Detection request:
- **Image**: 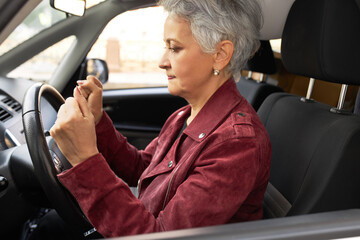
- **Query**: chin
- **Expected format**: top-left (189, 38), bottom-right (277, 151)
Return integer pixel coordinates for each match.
top-left (167, 81), bottom-right (180, 96)
top-left (167, 86), bottom-right (180, 97)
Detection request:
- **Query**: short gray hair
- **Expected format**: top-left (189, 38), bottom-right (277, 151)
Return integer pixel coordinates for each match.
top-left (158, 0), bottom-right (263, 80)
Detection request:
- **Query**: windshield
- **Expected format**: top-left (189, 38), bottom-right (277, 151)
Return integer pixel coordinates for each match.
top-left (0, 0), bottom-right (106, 56)
top-left (0, 0), bottom-right (106, 82)
top-left (0, 0), bottom-right (66, 57)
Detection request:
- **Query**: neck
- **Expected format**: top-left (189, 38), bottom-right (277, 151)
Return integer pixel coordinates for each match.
top-left (186, 73), bottom-right (232, 125)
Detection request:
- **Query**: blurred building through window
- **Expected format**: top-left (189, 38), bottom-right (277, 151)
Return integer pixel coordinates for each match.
top-left (87, 6), bottom-right (169, 89)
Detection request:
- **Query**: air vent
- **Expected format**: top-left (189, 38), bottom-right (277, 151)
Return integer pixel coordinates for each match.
top-left (0, 106), bottom-right (12, 122)
top-left (1, 97), bottom-right (21, 112)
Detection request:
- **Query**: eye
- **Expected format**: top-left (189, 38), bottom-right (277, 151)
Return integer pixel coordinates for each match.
top-left (164, 41), bottom-right (182, 53)
top-left (168, 46), bottom-right (181, 53)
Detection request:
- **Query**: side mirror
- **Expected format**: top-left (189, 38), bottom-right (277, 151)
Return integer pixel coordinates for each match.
top-left (50, 0), bottom-right (86, 16)
top-left (80, 58), bottom-right (109, 84)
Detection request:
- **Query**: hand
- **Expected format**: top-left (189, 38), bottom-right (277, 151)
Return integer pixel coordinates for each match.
top-left (77, 75), bottom-right (103, 124)
top-left (50, 87), bottom-right (99, 167)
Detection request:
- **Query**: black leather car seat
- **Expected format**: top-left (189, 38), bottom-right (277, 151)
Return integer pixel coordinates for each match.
top-left (260, 0), bottom-right (360, 218)
top-left (236, 40), bottom-right (282, 111)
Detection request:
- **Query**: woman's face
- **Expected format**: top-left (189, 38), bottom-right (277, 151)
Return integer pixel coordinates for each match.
top-left (159, 15), bottom-right (215, 102)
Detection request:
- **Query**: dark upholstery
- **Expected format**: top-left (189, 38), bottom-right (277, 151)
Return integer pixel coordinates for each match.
top-left (237, 40), bottom-right (282, 111)
top-left (260, 93), bottom-right (360, 217)
top-left (236, 77), bottom-right (282, 111)
top-left (281, 0), bottom-right (360, 85)
top-left (260, 0), bottom-right (360, 218)
top-left (244, 40), bottom-right (277, 75)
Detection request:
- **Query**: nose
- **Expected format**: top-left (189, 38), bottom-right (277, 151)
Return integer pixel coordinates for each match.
top-left (158, 51), bottom-right (170, 70)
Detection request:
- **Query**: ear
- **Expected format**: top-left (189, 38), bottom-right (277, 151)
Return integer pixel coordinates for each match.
top-left (212, 40), bottom-right (234, 71)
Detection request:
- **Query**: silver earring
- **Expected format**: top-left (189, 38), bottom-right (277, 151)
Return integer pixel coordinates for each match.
top-left (214, 69), bottom-right (220, 76)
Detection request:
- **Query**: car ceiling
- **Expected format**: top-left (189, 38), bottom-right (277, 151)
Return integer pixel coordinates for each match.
top-left (0, 0), bottom-right (296, 45)
top-left (260, 0), bottom-right (295, 40)
top-left (0, 0), bottom-right (41, 45)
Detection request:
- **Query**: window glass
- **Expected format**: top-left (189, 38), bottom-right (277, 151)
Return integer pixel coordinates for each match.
top-left (270, 39), bottom-right (282, 53)
top-left (0, 0), bottom-right (66, 57)
top-left (87, 6), bottom-right (168, 89)
top-left (7, 36), bottom-right (76, 82)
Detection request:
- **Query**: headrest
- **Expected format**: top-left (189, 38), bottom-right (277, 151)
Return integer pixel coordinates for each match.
top-left (244, 40), bottom-right (277, 74)
top-left (281, 0), bottom-right (360, 85)
top-left (259, 0), bottom-right (295, 40)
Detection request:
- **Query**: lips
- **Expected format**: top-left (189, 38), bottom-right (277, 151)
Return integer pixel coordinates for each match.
top-left (167, 75), bottom-right (176, 80)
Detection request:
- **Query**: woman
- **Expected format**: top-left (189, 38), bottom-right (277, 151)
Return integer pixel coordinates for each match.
top-left (50, 0), bottom-right (271, 237)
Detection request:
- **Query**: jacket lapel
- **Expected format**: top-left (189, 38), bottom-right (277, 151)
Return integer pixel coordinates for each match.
top-left (141, 107), bottom-right (190, 179)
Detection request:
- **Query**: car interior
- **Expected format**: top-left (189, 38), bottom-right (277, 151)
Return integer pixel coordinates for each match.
top-left (1, 0), bottom-right (360, 239)
top-left (236, 40), bottom-right (283, 111)
top-left (260, 0), bottom-right (360, 218)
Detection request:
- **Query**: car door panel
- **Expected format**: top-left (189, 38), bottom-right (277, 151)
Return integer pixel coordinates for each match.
top-left (102, 87), bottom-right (187, 149)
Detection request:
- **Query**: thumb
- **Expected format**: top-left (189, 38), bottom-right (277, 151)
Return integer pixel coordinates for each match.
top-left (74, 86), bottom-right (91, 117)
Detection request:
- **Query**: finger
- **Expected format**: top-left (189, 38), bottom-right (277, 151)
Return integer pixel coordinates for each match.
top-left (57, 103), bottom-right (67, 118)
top-left (74, 85), bottom-right (89, 100)
top-left (57, 98), bottom-right (78, 120)
top-left (77, 78), bottom-right (101, 96)
top-left (49, 125), bottom-right (59, 141)
top-left (87, 75), bottom-right (103, 89)
top-left (74, 86), bottom-right (92, 117)
top-left (66, 98), bottom-right (85, 119)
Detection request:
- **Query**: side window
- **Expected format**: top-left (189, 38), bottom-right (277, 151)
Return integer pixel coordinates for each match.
top-left (87, 6), bottom-right (168, 89)
top-left (270, 39), bottom-right (281, 57)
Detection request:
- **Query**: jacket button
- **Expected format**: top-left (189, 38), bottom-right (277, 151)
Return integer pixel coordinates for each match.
top-left (199, 133), bottom-right (205, 139)
top-left (168, 161), bottom-right (174, 168)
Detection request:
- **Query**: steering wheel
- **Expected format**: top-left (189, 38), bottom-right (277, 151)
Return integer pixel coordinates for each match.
top-left (22, 83), bottom-right (98, 237)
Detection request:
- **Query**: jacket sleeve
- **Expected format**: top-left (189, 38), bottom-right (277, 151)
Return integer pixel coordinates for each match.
top-left (94, 112), bottom-right (157, 186)
top-left (57, 137), bottom-right (262, 238)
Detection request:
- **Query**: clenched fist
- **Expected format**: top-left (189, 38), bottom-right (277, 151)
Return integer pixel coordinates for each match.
top-left (50, 86), bottom-right (99, 167)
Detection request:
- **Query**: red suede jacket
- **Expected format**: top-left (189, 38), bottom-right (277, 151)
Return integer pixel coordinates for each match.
top-left (58, 79), bottom-right (271, 238)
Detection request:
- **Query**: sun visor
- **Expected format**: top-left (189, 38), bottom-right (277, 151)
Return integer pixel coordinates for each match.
top-left (259, 0), bottom-right (295, 40)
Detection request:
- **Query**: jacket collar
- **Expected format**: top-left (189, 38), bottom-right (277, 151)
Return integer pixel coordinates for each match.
top-left (184, 78), bottom-right (242, 142)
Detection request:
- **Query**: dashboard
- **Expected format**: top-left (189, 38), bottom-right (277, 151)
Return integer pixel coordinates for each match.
top-left (0, 76), bottom-right (57, 151)
top-left (0, 91), bottom-right (25, 150)
top-left (0, 76), bottom-right (60, 235)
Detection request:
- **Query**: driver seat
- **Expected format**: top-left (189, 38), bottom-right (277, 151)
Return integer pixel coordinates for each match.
top-left (260, 0), bottom-right (360, 218)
